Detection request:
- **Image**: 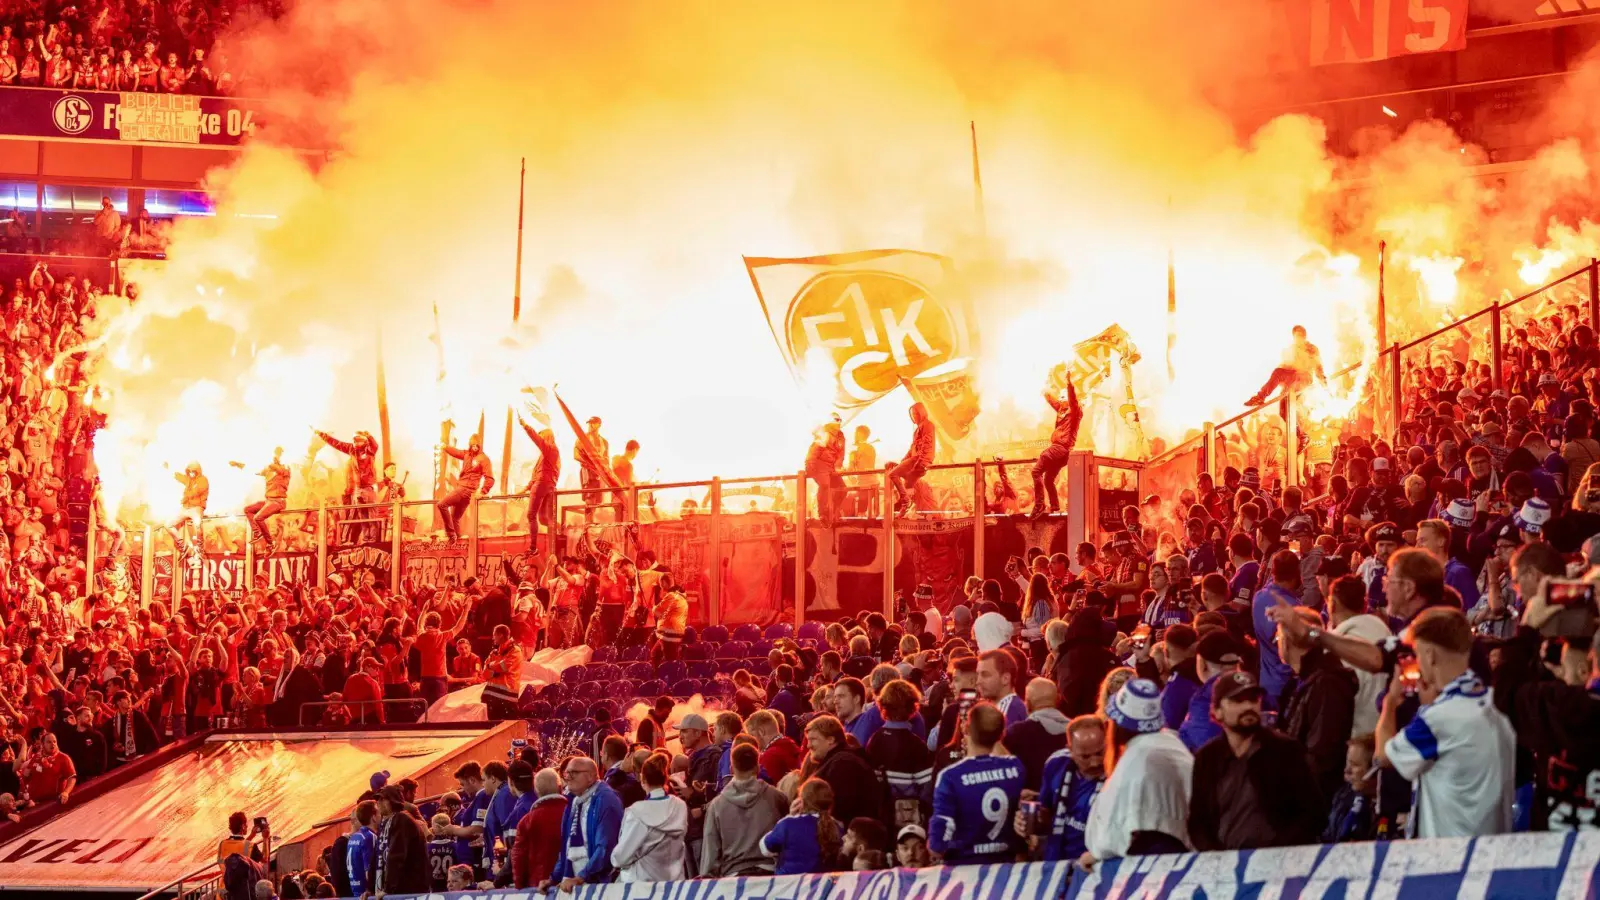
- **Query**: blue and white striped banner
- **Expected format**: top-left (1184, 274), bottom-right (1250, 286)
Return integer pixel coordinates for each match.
top-left (381, 834), bottom-right (1600, 900)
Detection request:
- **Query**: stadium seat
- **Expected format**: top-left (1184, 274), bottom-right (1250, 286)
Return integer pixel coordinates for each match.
top-left (609, 679), bottom-right (636, 698)
top-left (682, 644), bottom-right (712, 661)
top-left (670, 678), bottom-right (701, 698)
top-left (797, 622), bottom-right (826, 642)
top-left (589, 663), bottom-right (621, 683)
top-left (537, 683), bottom-right (566, 703)
top-left (688, 660), bottom-right (719, 679)
top-left (574, 681), bottom-right (606, 701)
top-left (732, 624), bottom-right (762, 643)
top-left (560, 665), bottom-right (588, 686)
top-left (636, 678), bottom-right (667, 697)
top-left (525, 700), bottom-right (553, 719)
top-left (590, 646), bottom-right (618, 663)
top-left (619, 644), bottom-right (648, 661)
top-left (537, 719), bottom-right (567, 738)
top-left (717, 659), bottom-right (745, 675)
top-left (589, 699), bottom-right (621, 721)
top-left (682, 626), bottom-right (698, 644)
top-left (716, 641), bottom-right (749, 659)
top-left (701, 679), bottom-right (731, 699)
top-left (750, 639), bottom-right (774, 657)
top-left (554, 700), bottom-right (587, 721)
top-left (623, 662), bottom-right (655, 680)
top-left (798, 637), bottom-right (820, 650)
top-left (743, 658), bottom-right (772, 676)
top-left (658, 661), bottom-right (688, 683)
top-left (702, 625), bottom-right (730, 643)
top-left (765, 623), bottom-right (794, 640)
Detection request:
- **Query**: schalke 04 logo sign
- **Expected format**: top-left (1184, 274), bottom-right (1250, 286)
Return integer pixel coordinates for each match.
top-left (51, 94), bottom-right (94, 135)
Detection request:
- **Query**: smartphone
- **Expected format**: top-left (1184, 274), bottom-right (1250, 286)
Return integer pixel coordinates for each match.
top-left (1131, 624), bottom-right (1151, 650)
top-left (253, 816), bottom-right (268, 831)
top-left (1396, 658), bottom-right (1422, 696)
top-left (1547, 579), bottom-right (1598, 608)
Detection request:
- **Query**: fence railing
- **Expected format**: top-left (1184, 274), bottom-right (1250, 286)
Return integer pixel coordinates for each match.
top-left (91, 450), bottom-right (1151, 627)
top-left (1140, 259), bottom-right (1600, 496)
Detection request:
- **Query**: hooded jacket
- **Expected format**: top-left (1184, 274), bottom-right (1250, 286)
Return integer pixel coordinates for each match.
top-left (814, 744), bottom-right (883, 824)
top-left (1055, 610), bottom-right (1119, 717)
top-left (611, 789), bottom-right (688, 883)
top-left (1003, 707), bottom-right (1070, 791)
top-left (701, 775), bottom-right (789, 877)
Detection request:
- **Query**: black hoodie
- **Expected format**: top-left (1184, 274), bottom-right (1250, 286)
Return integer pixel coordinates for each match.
top-left (1054, 610), bottom-right (1119, 717)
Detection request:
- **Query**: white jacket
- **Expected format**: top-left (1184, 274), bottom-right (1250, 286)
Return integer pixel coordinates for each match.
top-left (611, 789), bottom-right (688, 883)
top-left (1084, 729), bottom-right (1193, 860)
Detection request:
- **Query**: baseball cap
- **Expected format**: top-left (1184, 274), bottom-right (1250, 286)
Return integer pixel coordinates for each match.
top-left (1481, 422), bottom-right (1503, 437)
top-left (678, 713), bottom-right (708, 732)
top-left (1494, 521), bottom-right (1522, 546)
top-left (1539, 373), bottom-right (1559, 387)
top-left (1112, 530), bottom-right (1134, 547)
top-left (1370, 522), bottom-right (1401, 544)
top-left (1196, 632), bottom-right (1241, 666)
top-left (1284, 514), bottom-right (1315, 537)
top-left (1458, 387), bottom-right (1479, 401)
top-left (1491, 389), bottom-right (1509, 400)
top-left (1211, 671), bottom-right (1266, 706)
top-left (1371, 457), bottom-right (1390, 471)
top-left (370, 770), bottom-right (391, 791)
top-left (1105, 679), bottom-right (1164, 735)
top-left (897, 824), bottom-right (927, 843)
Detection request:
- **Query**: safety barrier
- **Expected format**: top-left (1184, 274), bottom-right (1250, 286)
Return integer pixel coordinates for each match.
top-left (88, 451), bottom-right (1145, 625)
top-left (371, 832), bottom-right (1600, 900)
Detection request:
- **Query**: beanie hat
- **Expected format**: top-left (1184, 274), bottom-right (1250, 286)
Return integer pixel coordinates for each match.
top-left (1516, 498), bottom-right (1552, 534)
top-left (1442, 499), bottom-right (1475, 528)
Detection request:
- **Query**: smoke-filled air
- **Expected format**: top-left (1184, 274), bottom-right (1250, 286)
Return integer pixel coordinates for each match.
top-left (80, 0), bottom-right (1600, 519)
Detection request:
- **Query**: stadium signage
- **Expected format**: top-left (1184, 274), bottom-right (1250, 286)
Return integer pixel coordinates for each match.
top-left (0, 85), bottom-right (265, 146)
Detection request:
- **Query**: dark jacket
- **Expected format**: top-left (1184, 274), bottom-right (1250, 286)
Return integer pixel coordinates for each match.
top-left (685, 742), bottom-right (720, 840)
top-left (375, 811), bottom-right (431, 895)
top-left (1493, 625), bottom-right (1600, 830)
top-left (815, 743), bottom-right (882, 824)
top-left (102, 709), bottom-right (159, 762)
top-left (1002, 708), bottom-right (1070, 791)
top-left (1278, 645), bottom-right (1357, 804)
top-left (326, 834), bottom-right (351, 898)
top-left (1055, 610), bottom-right (1118, 717)
top-left (1187, 728), bottom-right (1325, 851)
top-left (605, 765), bottom-right (647, 808)
top-left (269, 665), bottom-right (324, 728)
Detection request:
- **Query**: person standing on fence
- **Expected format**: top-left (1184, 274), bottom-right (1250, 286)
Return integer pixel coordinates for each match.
top-left (313, 428), bottom-right (377, 545)
top-left (1245, 325), bottom-right (1326, 416)
top-left (438, 437), bottom-right (495, 543)
top-left (806, 418), bottom-right (846, 527)
top-left (891, 403), bottom-right (936, 518)
top-left (519, 414), bottom-right (561, 551)
top-left (165, 460), bottom-right (208, 557)
top-left (241, 446), bottom-right (289, 555)
top-left (575, 416), bottom-right (612, 512)
top-left (1031, 379), bottom-right (1081, 521)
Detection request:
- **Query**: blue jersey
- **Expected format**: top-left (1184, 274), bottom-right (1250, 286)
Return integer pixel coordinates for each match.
top-left (930, 754), bottom-right (1026, 863)
top-left (1252, 583), bottom-right (1298, 708)
top-left (1229, 562), bottom-right (1260, 604)
top-left (426, 839), bottom-right (455, 890)
top-left (482, 784), bottom-right (515, 864)
top-left (346, 827), bottom-right (375, 895)
top-left (1037, 749), bottom-right (1103, 862)
top-left (760, 813), bottom-right (841, 875)
top-left (457, 788), bottom-right (490, 862)
top-left (995, 694), bottom-right (1027, 730)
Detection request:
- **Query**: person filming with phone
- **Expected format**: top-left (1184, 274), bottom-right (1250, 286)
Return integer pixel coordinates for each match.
top-left (1491, 543), bottom-right (1600, 832)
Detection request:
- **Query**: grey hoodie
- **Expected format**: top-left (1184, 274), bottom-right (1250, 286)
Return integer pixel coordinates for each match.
top-left (700, 775), bottom-right (790, 877)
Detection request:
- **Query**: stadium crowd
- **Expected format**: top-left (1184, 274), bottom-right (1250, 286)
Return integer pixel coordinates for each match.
top-left (0, 0), bottom-right (268, 96)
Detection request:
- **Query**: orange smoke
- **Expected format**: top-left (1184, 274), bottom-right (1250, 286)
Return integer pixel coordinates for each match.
top-left (77, 1), bottom-right (1600, 521)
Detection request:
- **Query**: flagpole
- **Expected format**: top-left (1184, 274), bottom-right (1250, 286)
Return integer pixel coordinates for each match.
top-left (376, 327), bottom-right (392, 469)
top-left (1166, 195), bottom-right (1176, 382)
top-left (970, 121), bottom-right (987, 241)
top-left (503, 158), bottom-right (526, 488)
